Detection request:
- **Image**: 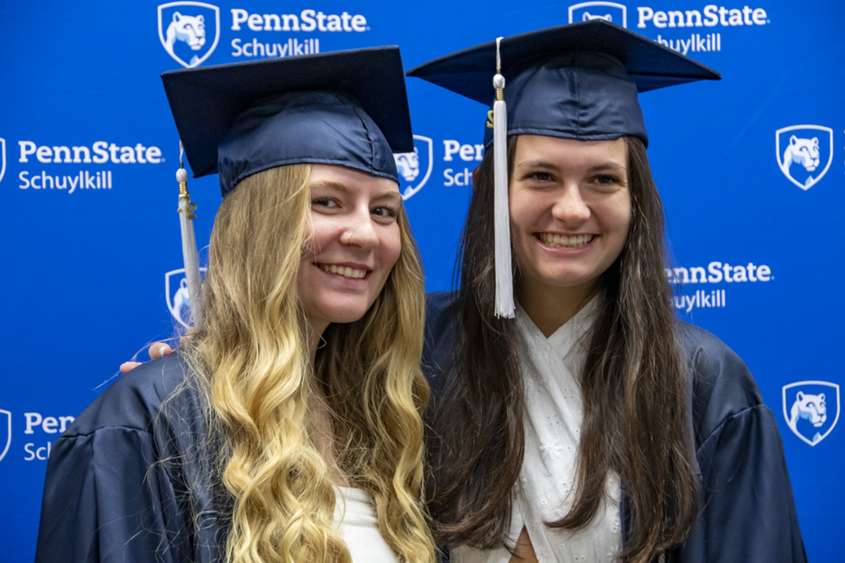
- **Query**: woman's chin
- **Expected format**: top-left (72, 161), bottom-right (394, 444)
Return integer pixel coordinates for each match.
top-left (307, 302), bottom-right (373, 328)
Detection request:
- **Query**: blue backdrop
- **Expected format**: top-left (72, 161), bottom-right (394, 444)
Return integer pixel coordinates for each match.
top-left (1, 1), bottom-right (843, 560)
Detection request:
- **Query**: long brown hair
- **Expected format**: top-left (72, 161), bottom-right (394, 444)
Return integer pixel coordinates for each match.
top-left (426, 136), bottom-right (698, 562)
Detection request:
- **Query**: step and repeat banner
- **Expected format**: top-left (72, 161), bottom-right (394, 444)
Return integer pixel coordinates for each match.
top-left (1, 0), bottom-right (842, 560)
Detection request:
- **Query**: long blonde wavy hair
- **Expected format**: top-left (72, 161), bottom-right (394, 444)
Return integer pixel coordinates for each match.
top-left (182, 164), bottom-right (434, 563)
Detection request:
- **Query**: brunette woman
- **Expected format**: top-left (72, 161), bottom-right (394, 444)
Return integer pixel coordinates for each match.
top-left (409, 21), bottom-right (806, 563)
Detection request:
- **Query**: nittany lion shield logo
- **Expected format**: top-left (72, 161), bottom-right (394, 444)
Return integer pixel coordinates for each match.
top-left (395, 135), bottom-right (434, 201)
top-left (165, 268), bottom-right (207, 328)
top-left (783, 381), bottom-right (840, 446)
top-left (569, 1), bottom-right (627, 26)
top-left (158, 2), bottom-right (220, 68)
top-left (0, 409), bottom-right (11, 463)
top-left (776, 125), bottom-right (833, 191)
top-left (0, 138), bottom-right (6, 184)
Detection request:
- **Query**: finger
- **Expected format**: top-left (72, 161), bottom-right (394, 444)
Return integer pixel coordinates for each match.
top-left (149, 342), bottom-right (173, 359)
top-left (179, 328), bottom-right (197, 347)
top-left (120, 361), bottom-right (142, 374)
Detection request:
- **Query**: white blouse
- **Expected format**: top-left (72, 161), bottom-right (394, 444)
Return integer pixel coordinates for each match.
top-left (453, 300), bottom-right (623, 563)
top-left (335, 486), bottom-right (400, 563)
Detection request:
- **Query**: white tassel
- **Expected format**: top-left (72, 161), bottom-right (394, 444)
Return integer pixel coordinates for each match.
top-left (177, 142), bottom-right (203, 326)
top-left (493, 38), bottom-right (514, 318)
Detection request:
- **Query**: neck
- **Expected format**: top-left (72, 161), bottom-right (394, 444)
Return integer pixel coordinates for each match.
top-left (307, 319), bottom-right (329, 366)
top-left (518, 282), bottom-right (595, 338)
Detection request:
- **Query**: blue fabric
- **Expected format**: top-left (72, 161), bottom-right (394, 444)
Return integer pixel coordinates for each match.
top-left (218, 91), bottom-right (399, 196)
top-left (406, 20), bottom-right (721, 150)
top-left (481, 52), bottom-right (647, 147)
top-left (36, 292), bottom-right (805, 562)
top-left (161, 46), bottom-right (413, 197)
top-left (422, 291), bottom-right (807, 563)
top-left (34, 354), bottom-right (230, 563)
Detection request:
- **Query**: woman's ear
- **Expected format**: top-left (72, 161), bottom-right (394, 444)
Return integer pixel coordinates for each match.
top-left (472, 165), bottom-right (481, 192)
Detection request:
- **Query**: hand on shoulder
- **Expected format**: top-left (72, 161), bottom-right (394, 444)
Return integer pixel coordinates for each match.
top-left (119, 329), bottom-right (195, 373)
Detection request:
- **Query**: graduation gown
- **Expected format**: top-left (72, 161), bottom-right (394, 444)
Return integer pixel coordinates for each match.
top-left (421, 291), bottom-right (807, 563)
top-left (34, 356), bottom-right (403, 563)
top-left (34, 353), bottom-right (231, 563)
top-left (35, 291), bottom-right (807, 563)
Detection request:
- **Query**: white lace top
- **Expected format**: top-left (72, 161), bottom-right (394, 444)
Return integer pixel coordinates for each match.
top-left (335, 486), bottom-right (399, 563)
top-left (452, 300), bottom-right (623, 563)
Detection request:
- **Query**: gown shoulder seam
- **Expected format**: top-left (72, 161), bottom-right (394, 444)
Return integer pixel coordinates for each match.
top-left (58, 424), bottom-right (154, 440)
top-left (696, 403), bottom-right (770, 453)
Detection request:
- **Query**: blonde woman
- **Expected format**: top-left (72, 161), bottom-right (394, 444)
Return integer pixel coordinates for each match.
top-left (35, 48), bottom-right (435, 563)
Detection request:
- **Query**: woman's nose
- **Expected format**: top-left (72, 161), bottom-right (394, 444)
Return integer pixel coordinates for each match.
top-left (342, 210), bottom-right (379, 249)
top-left (551, 185), bottom-right (590, 223)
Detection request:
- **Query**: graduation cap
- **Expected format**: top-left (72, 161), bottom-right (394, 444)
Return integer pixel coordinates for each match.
top-left (406, 19), bottom-right (720, 148)
top-left (406, 20), bottom-right (720, 318)
top-left (160, 47), bottom-right (413, 328)
top-left (162, 46), bottom-right (414, 197)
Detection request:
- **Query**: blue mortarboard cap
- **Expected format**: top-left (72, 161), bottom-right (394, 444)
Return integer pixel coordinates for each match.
top-left (406, 20), bottom-right (720, 148)
top-left (162, 46), bottom-right (413, 196)
top-left (407, 21), bottom-right (720, 319)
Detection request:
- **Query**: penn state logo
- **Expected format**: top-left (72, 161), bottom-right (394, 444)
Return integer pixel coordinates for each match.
top-left (783, 381), bottom-right (840, 446)
top-left (568, 1), bottom-right (627, 27)
top-left (775, 125), bottom-right (833, 191)
top-left (395, 135), bottom-right (434, 201)
top-left (0, 138), bottom-right (6, 184)
top-left (165, 267), bottom-right (207, 328)
top-left (158, 2), bottom-right (220, 68)
top-left (0, 409), bottom-right (11, 463)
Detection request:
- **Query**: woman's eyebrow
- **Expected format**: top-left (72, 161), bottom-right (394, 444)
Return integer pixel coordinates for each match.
top-left (374, 191), bottom-right (404, 201)
top-left (514, 160), bottom-right (558, 171)
top-left (309, 180), bottom-right (348, 191)
top-left (587, 162), bottom-right (628, 173)
top-left (309, 181), bottom-right (402, 201)
top-left (514, 160), bottom-right (627, 172)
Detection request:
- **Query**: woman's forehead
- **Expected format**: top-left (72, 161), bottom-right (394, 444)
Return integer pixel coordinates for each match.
top-left (514, 135), bottom-right (628, 164)
top-left (309, 164), bottom-right (401, 196)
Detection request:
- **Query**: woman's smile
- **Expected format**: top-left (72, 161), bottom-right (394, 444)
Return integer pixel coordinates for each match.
top-left (535, 232), bottom-right (595, 250)
top-left (316, 262), bottom-right (371, 280)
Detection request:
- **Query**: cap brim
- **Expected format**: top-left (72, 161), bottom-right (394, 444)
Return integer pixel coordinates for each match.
top-left (162, 46), bottom-right (413, 178)
top-left (406, 20), bottom-right (720, 105)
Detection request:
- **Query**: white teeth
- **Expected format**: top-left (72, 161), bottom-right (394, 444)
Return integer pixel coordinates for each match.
top-left (320, 264), bottom-right (367, 279)
top-left (539, 234), bottom-right (593, 248)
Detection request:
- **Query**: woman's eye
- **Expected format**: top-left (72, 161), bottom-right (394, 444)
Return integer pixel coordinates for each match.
top-left (594, 174), bottom-right (620, 185)
top-left (312, 197), bottom-right (338, 209)
top-left (372, 206), bottom-right (398, 220)
top-left (527, 171), bottom-right (554, 182)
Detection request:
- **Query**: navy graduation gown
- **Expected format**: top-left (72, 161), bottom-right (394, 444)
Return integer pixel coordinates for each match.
top-left (421, 291), bottom-right (807, 563)
top-left (35, 353), bottom-right (230, 563)
top-left (35, 292), bottom-right (807, 562)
